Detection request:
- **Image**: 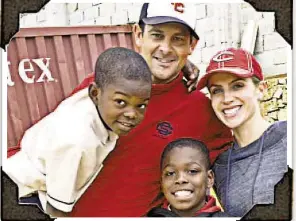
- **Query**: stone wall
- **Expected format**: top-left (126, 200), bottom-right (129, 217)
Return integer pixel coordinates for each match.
top-left (261, 75), bottom-right (287, 122)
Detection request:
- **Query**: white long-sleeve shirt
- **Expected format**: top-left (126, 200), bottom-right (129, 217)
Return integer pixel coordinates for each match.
top-left (3, 88), bottom-right (118, 213)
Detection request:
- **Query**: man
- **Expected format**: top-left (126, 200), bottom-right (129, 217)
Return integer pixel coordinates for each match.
top-left (70, 2), bottom-right (232, 217)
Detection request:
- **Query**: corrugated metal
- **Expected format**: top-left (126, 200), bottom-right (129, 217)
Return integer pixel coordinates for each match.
top-left (7, 25), bottom-right (137, 148)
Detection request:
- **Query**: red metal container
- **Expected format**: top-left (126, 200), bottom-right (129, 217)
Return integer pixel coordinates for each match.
top-left (7, 25), bottom-right (137, 148)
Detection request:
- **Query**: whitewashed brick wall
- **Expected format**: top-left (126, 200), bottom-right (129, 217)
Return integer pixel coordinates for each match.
top-left (20, 3), bottom-right (68, 27)
top-left (19, 2), bottom-right (289, 78)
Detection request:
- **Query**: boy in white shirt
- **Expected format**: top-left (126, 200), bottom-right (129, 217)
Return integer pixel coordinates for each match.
top-left (3, 47), bottom-right (152, 217)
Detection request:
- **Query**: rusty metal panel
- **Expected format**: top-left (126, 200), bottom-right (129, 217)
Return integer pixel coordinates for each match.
top-left (7, 25), bottom-right (136, 148)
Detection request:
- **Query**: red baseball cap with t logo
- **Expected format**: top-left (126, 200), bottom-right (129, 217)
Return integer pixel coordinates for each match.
top-left (197, 48), bottom-right (263, 90)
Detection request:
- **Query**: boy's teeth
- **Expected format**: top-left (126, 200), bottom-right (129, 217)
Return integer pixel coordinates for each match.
top-left (174, 190), bottom-right (192, 197)
top-left (224, 106), bottom-right (240, 115)
top-left (156, 58), bottom-right (173, 63)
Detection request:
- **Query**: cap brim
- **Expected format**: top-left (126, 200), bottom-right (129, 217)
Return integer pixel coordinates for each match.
top-left (197, 68), bottom-right (254, 90)
top-left (141, 16), bottom-right (199, 40)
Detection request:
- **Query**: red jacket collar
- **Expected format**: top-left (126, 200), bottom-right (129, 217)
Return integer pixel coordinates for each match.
top-left (162, 195), bottom-right (221, 216)
top-left (151, 72), bottom-right (184, 96)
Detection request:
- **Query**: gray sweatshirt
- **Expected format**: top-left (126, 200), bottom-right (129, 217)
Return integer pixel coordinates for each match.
top-left (213, 121), bottom-right (287, 217)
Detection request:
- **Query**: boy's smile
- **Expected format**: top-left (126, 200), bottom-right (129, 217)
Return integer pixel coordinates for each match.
top-left (116, 121), bottom-right (135, 131)
top-left (91, 78), bottom-right (151, 136)
top-left (161, 147), bottom-right (214, 217)
top-left (172, 190), bottom-right (194, 199)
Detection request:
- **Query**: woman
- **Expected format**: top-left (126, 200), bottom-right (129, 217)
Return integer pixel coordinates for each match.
top-left (197, 48), bottom-right (287, 217)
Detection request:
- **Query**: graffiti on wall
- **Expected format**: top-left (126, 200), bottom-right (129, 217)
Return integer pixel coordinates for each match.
top-left (7, 58), bottom-right (56, 86)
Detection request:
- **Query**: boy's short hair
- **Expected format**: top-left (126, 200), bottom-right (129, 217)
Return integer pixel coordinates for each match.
top-left (160, 138), bottom-right (211, 170)
top-left (94, 47), bottom-right (152, 89)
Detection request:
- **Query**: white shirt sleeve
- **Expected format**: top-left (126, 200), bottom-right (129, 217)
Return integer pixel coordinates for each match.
top-left (45, 144), bottom-right (83, 212)
top-left (5, 90), bottom-right (115, 213)
top-left (3, 151), bottom-right (46, 198)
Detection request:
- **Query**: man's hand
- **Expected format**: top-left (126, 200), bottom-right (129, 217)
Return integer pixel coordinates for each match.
top-left (182, 60), bottom-right (200, 93)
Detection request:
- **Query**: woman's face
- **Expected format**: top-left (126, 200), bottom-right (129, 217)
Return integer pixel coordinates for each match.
top-left (208, 73), bottom-right (264, 130)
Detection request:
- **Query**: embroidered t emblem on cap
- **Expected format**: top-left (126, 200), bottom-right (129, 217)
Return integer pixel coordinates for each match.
top-left (171, 3), bottom-right (184, 13)
top-left (212, 51), bottom-right (235, 62)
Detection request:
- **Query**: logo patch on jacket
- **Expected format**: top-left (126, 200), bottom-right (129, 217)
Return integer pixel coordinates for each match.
top-left (155, 121), bottom-right (173, 138)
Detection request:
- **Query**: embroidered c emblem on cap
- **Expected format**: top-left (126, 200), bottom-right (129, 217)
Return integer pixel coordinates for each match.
top-left (171, 3), bottom-right (184, 13)
top-left (212, 51), bottom-right (235, 62)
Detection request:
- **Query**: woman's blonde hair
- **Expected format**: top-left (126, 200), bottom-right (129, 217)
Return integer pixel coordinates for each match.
top-left (251, 76), bottom-right (266, 117)
top-left (251, 76), bottom-right (261, 86)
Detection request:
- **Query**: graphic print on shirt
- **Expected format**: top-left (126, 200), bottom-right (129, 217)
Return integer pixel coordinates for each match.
top-left (154, 121), bottom-right (174, 139)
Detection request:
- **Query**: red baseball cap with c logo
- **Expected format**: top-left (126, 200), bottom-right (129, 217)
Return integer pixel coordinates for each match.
top-left (197, 48), bottom-right (263, 90)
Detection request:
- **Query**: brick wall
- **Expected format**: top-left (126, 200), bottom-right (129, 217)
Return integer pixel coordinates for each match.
top-left (20, 3), bottom-right (68, 27)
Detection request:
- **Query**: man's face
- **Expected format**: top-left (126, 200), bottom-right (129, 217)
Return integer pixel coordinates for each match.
top-left (135, 23), bottom-right (195, 84)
